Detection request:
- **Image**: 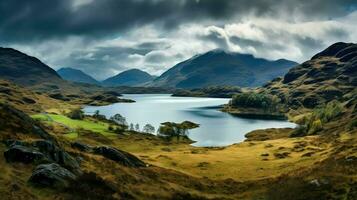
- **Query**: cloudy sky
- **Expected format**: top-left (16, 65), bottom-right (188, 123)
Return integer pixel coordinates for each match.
top-left (0, 0), bottom-right (356, 80)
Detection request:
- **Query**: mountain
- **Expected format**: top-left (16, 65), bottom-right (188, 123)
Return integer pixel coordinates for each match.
top-left (150, 50), bottom-right (298, 89)
top-left (0, 47), bottom-right (62, 86)
top-left (262, 42), bottom-right (357, 110)
top-left (57, 67), bottom-right (99, 85)
top-left (102, 69), bottom-right (154, 87)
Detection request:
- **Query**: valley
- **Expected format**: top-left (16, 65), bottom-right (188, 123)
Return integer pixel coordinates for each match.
top-left (0, 42), bottom-right (356, 200)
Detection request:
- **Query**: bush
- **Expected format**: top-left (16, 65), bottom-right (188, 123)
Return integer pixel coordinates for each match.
top-left (313, 101), bottom-right (342, 123)
top-left (308, 119), bottom-right (323, 134)
top-left (67, 109), bottom-right (84, 120)
top-left (230, 92), bottom-right (278, 111)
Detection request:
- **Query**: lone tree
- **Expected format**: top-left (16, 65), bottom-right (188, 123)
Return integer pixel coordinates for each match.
top-left (143, 124), bottom-right (155, 134)
top-left (129, 123), bottom-right (134, 131)
top-left (158, 121), bottom-right (199, 141)
top-left (110, 113), bottom-right (127, 126)
top-left (67, 109), bottom-right (84, 120)
top-left (93, 110), bottom-right (106, 120)
top-left (135, 123), bottom-right (140, 132)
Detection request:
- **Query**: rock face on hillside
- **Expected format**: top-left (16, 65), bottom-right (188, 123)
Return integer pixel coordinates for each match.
top-left (29, 163), bottom-right (77, 188)
top-left (57, 68), bottom-right (100, 85)
top-left (150, 50), bottom-right (298, 88)
top-left (0, 47), bottom-right (62, 86)
top-left (102, 69), bottom-right (154, 87)
top-left (263, 42), bottom-right (357, 109)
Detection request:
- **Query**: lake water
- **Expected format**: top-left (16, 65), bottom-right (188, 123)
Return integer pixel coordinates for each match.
top-left (83, 94), bottom-right (296, 147)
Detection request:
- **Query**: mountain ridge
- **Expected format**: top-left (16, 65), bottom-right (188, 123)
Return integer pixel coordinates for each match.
top-left (102, 68), bottom-right (154, 87)
top-left (149, 50), bottom-right (298, 89)
top-left (57, 67), bottom-right (100, 85)
top-left (0, 47), bottom-right (62, 86)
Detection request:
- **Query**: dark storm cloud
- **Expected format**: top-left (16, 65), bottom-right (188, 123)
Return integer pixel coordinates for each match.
top-left (0, 0), bottom-right (355, 43)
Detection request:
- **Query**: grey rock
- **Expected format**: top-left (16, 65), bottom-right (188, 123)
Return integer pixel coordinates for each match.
top-left (71, 141), bottom-right (92, 152)
top-left (93, 146), bottom-right (146, 167)
top-left (29, 163), bottom-right (77, 188)
top-left (4, 145), bottom-right (46, 164)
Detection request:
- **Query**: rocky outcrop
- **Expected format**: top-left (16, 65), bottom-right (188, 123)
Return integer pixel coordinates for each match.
top-left (29, 163), bottom-right (77, 188)
top-left (4, 145), bottom-right (46, 164)
top-left (93, 146), bottom-right (146, 167)
top-left (4, 140), bottom-right (81, 173)
top-left (263, 42), bottom-right (357, 110)
top-left (71, 141), bottom-right (92, 152)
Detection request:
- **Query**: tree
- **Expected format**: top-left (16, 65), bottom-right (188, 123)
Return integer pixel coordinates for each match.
top-left (129, 123), bottom-right (134, 131)
top-left (135, 123), bottom-right (140, 132)
top-left (143, 124), bottom-right (155, 134)
top-left (93, 110), bottom-right (105, 120)
top-left (110, 113), bottom-right (127, 126)
top-left (158, 121), bottom-right (199, 141)
top-left (67, 109), bottom-right (84, 120)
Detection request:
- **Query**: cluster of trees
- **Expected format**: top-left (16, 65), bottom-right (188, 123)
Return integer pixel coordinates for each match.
top-left (157, 121), bottom-right (199, 141)
top-left (68, 109), bottom-right (202, 138)
top-left (230, 92), bottom-right (279, 112)
top-left (292, 101), bottom-right (343, 136)
top-left (108, 113), bottom-right (156, 134)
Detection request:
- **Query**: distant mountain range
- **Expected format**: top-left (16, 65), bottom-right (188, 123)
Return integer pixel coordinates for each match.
top-left (149, 50), bottom-right (298, 88)
top-left (57, 68), bottom-right (100, 85)
top-left (0, 47), bottom-right (298, 89)
top-left (102, 69), bottom-right (154, 87)
top-left (57, 68), bottom-right (154, 87)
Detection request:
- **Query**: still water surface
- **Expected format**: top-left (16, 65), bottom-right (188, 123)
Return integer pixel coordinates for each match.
top-left (84, 94), bottom-right (296, 147)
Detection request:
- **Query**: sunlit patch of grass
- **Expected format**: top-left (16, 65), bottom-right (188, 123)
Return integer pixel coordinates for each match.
top-left (31, 114), bottom-right (115, 138)
top-left (63, 132), bottom-right (78, 139)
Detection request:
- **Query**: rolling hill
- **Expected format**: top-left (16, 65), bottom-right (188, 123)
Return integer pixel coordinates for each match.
top-left (57, 68), bottom-right (99, 85)
top-left (102, 69), bottom-right (154, 87)
top-left (150, 50), bottom-right (298, 89)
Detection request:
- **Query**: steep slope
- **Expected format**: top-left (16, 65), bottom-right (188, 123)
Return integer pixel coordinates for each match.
top-left (102, 69), bottom-right (154, 87)
top-left (262, 42), bottom-right (357, 110)
top-left (150, 50), bottom-right (298, 89)
top-left (0, 47), bottom-right (62, 86)
top-left (57, 68), bottom-right (99, 85)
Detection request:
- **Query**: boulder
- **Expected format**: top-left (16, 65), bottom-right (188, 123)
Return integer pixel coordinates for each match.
top-left (4, 140), bottom-right (81, 173)
top-left (22, 97), bottom-right (36, 104)
top-left (93, 146), bottom-right (146, 167)
top-left (29, 163), bottom-right (77, 188)
top-left (32, 140), bottom-right (80, 171)
top-left (302, 95), bottom-right (321, 108)
top-left (71, 141), bottom-right (92, 152)
top-left (4, 145), bottom-right (46, 164)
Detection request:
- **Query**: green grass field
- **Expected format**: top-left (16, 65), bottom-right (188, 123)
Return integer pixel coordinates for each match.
top-left (32, 114), bottom-right (115, 138)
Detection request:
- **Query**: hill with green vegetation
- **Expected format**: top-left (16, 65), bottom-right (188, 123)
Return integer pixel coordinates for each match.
top-left (150, 50), bottom-right (298, 88)
top-left (102, 69), bottom-right (154, 87)
top-left (222, 42), bottom-right (357, 199)
top-left (57, 68), bottom-right (100, 85)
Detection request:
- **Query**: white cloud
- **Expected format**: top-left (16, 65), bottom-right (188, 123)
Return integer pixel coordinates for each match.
top-left (7, 11), bottom-right (357, 80)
